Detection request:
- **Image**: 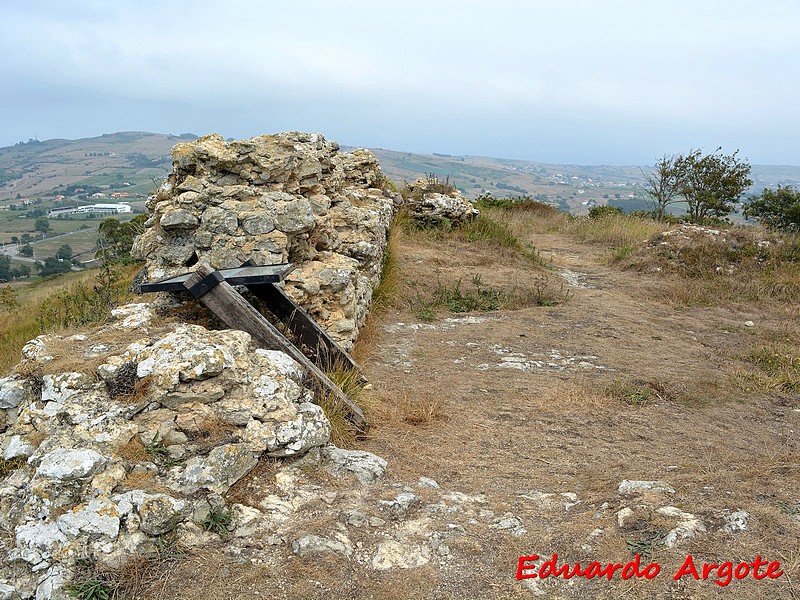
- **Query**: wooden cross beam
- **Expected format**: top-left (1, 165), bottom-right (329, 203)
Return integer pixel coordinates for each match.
top-left (182, 264), bottom-right (368, 432)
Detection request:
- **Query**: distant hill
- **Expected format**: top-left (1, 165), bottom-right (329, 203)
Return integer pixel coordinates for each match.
top-left (366, 148), bottom-right (800, 214)
top-left (0, 131), bottom-right (198, 204)
top-left (1, 132), bottom-right (799, 217)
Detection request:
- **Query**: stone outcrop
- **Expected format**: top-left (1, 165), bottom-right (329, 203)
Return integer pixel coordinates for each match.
top-left (132, 132), bottom-right (400, 349)
top-left (0, 306), bottom-right (338, 598)
top-left (403, 177), bottom-right (479, 228)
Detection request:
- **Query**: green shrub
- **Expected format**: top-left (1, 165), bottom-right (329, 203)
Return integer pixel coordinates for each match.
top-left (744, 185), bottom-right (800, 232)
top-left (588, 205), bottom-right (624, 219)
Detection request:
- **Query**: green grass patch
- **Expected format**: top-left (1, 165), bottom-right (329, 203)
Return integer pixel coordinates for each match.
top-left (65, 578), bottom-right (116, 600)
top-left (201, 509), bottom-right (232, 536)
top-left (456, 215), bottom-right (520, 249)
top-left (414, 273), bottom-right (571, 319)
top-left (744, 343), bottom-right (800, 392)
top-left (433, 275), bottom-right (504, 313)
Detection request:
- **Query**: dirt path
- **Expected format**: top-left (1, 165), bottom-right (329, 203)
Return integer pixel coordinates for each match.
top-left (354, 230), bottom-right (799, 598)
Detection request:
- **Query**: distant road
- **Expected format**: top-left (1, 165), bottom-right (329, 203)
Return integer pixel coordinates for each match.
top-left (2, 228), bottom-right (99, 267)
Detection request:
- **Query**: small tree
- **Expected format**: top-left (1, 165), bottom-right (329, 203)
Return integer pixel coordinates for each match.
top-left (39, 256), bottom-right (72, 277)
top-left (18, 244), bottom-right (34, 257)
top-left (642, 154), bottom-right (686, 221)
top-left (96, 214), bottom-right (147, 264)
top-left (34, 217), bottom-right (50, 234)
top-left (12, 264), bottom-right (31, 278)
top-left (0, 285), bottom-right (18, 309)
top-left (55, 244), bottom-right (73, 260)
top-left (0, 255), bottom-right (10, 280)
top-left (743, 185), bottom-right (800, 232)
top-left (679, 148), bottom-right (752, 223)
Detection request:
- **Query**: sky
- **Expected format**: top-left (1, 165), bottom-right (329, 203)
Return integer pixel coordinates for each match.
top-left (1, 0), bottom-right (799, 165)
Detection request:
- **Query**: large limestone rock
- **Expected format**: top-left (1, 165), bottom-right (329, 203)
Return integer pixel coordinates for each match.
top-left (132, 132), bottom-right (398, 349)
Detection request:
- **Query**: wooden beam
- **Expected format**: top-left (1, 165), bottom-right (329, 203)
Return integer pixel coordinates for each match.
top-left (183, 264), bottom-right (368, 432)
top-left (245, 281), bottom-right (363, 377)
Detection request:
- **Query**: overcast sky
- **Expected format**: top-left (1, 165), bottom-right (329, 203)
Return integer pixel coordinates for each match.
top-left (2, 0), bottom-right (798, 165)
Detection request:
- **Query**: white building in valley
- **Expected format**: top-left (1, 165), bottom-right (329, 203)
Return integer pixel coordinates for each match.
top-left (49, 203), bottom-right (132, 218)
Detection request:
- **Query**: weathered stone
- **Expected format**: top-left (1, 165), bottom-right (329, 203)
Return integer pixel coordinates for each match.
top-left (617, 480), bottom-right (675, 496)
top-left (3, 435), bottom-right (36, 460)
top-left (174, 443), bottom-right (258, 495)
top-left (114, 491), bottom-right (190, 535)
top-left (41, 373), bottom-right (94, 404)
top-left (56, 497), bottom-right (120, 539)
top-left (230, 504), bottom-right (266, 538)
top-left (721, 510), bottom-right (750, 533)
top-left (379, 492), bottom-right (419, 517)
top-left (372, 540), bottom-right (431, 570)
top-left (0, 377), bottom-right (25, 409)
top-left (136, 325), bottom-right (243, 390)
top-left (35, 448), bottom-right (108, 481)
top-left (275, 199), bottom-right (315, 233)
top-left (321, 446), bottom-right (387, 484)
top-left (160, 208), bottom-right (199, 230)
top-left (110, 303), bottom-right (154, 329)
top-left (658, 506), bottom-right (706, 548)
top-left (488, 512), bottom-right (527, 537)
top-left (201, 206), bottom-right (238, 235)
top-left (292, 533), bottom-right (353, 558)
top-left (616, 507), bottom-right (635, 528)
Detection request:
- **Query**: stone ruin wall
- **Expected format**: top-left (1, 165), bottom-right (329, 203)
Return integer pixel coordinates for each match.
top-left (132, 132), bottom-right (400, 349)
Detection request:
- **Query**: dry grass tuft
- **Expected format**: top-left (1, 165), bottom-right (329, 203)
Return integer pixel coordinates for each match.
top-left (366, 390), bottom-right (446, 430)
top-left (483, 201), bottom-right (572, 235)
top-left (317, 364), bottom-right (368, 448)
top-left (735, 342), bottom-right (800, 393)
top-left (400, 392), bottom-right (445, 425)
top-left (112, 374), bottom-right (154, 405)
top-left (566, 213), bottom-right (669, 248)
top-left (117, 436), bottom-right (149, 463)
top-left (0, 263), bottom-right (144, 375)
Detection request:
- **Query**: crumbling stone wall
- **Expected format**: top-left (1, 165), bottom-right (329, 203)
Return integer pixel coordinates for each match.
top-left (0, 305), bottom-right (339, 598)
top-left (132, 132), bottom-right (399, 349)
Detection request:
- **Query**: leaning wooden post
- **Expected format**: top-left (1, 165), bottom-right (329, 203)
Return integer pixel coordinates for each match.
top-left (183, 263), bottom-right (368, 432)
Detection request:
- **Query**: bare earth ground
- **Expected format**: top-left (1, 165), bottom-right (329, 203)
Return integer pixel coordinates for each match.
top-left (157, 229), bottom-right (799, 599)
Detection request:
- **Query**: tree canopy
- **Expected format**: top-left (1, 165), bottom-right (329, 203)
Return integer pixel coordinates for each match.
top-left (744, 185), bottom-right (800, 232)
top-left (642, 154), bottom-right (686, 221)
top-left (96, 214), bottom-right (148, 264)
top-left (643, 148), bottom-right (752, 223)
top-left (679, 148), bottom-right (752, 223)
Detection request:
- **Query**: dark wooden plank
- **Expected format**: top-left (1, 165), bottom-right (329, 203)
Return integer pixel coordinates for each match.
top-left (246, 282), bottom-right (362, 375)
top-left (182, 264), bottom-right (368, 432)
top-left (141, 263), bottom-right (295, 293)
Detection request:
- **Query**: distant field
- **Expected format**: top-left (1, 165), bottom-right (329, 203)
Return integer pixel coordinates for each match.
top-left (0, 213), bottom-right (106, 243)
top-left (32, 229), bottom-right (100, 260)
